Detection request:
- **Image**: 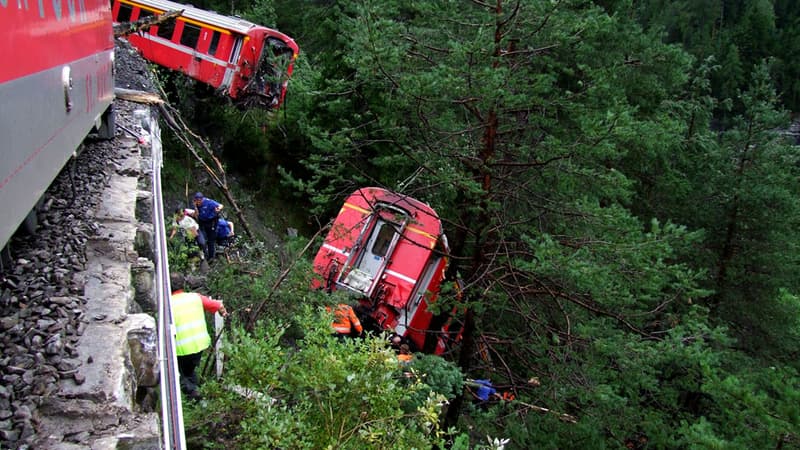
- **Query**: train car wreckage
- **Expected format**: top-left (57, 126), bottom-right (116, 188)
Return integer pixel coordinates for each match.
top-left (312, 187), bottom-right (462, 354)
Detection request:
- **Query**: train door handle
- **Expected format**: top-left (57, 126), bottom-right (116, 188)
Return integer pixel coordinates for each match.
top-left (62, 66), bottom-right (73, 112)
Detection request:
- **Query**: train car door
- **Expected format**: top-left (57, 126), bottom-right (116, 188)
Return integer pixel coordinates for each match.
top-left (357, 220), bottom-right (394, 277)
top-left (229, 36), bottom-right (243, 65)
top-left (340, 210), bottom-right (406, 296)
top-left (222, 35), bottom-right (243, 94)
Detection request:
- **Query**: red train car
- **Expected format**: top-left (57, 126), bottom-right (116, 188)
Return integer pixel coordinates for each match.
top-left (111, 0), bottom-right (299, 109)
top-left (312, 187), bottom-right (456, 353)
top-left (0, 0), bottom-right (115, 250)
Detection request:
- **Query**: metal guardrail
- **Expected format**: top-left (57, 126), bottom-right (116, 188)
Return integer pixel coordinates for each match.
top-left (137, 108), bottom-right (187, 450)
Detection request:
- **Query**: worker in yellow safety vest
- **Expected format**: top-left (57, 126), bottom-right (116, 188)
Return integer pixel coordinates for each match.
top-left (171, 288), bottom-right (227, 400)
top-left (326, 303), bottom-right (363, 338)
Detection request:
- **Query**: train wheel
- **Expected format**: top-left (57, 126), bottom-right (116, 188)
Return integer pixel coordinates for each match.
top-left (21, 209), bottom-right (38, 235)
top-left (94, 105), bottom-right (116, 140)
top-left (0, 244), bottom-right (11, 271)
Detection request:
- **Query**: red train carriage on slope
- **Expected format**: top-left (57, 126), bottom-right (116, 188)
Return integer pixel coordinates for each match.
top-left (312, 187), bottom-right (460, 354)
top-left (0, 0), bottom-right (115, 250)
top-left (111, 0), bottom-right (298, 109)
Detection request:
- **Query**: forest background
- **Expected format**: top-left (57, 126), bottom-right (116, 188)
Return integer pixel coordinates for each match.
top-left (159, 0), bottom-right (800, 449)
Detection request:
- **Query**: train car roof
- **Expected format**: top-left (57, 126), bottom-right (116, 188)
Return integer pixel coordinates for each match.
top-left (123, 0), bottom-right (266, 34)
top-left (346, 187), bottom-right (443, 235)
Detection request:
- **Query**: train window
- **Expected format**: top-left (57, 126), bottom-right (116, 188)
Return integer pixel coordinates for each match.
top-left (156, 20), bottom-right (176, 40)
top-left (371, 223), bottom-right (396, 258)
top-left (180, 22), bottom-right (201, 48)
top-left (229, 37), bottom-right (243, 64)
top-left (139, 9), bottom-right (154, 20)
top-left (208, 31), bottom-right (221, 56)
top-left (116, 3), bottom-right (133, 22)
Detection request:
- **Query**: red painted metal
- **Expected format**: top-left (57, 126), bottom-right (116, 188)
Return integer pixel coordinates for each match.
top-left (312, 187), bottom-right (458, 353)
top-left (0, 0), bottom-right (114, 84)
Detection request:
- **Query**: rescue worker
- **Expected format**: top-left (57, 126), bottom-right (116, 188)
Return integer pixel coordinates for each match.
top-left (215, 217), bottom-right (235, 247)
top-left (169, 208), bottom-right (206, 259)
top-left (388, 333), bottom-right (403, 350)
top-left (466, 379), bottom-right (498, 402)
top-left (397, 344), bottom-right (413, 363)
top-left (170, 279), bottom-right (227, 400)
top-left (192, 192), bottom-right (223, 260)
top-left (327, 303), bottom-right (363, 339)
top-left (465, 379), bottom-right (515, 403)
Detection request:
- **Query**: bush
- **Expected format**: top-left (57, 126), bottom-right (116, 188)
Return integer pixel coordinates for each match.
top-left (184, 310), bottom-right (457, 449)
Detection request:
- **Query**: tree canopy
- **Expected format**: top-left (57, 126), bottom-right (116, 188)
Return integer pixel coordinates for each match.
top-left (163, 0), bottom-right (800, 448)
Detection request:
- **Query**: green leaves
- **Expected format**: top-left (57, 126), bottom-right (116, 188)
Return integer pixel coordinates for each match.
top-left (170, 0), bottom-right (800, 448)
top-left (185, 293), bottom-right (459, 448)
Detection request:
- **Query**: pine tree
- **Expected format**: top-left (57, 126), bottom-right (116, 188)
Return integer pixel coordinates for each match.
top-left (237, 0), bottom-right (800, 446)
top-left (287, 0), bottom-right (716, 444)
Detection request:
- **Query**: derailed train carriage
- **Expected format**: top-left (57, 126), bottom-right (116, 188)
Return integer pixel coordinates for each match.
top-left (312, 187), bottom-right (461, 354)
top-left (111, 0), bottom-right (298, 109)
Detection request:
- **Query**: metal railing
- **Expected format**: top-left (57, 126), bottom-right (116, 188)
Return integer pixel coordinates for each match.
top-left (138, 107), bottom-right (187, 450)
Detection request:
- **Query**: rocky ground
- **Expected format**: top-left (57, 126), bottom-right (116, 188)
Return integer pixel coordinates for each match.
top-left (0, 38), bottom-right (160, 449)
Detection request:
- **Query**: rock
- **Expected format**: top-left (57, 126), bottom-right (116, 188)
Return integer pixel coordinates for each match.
top-left (0, 316), bottom-right (18, 330)
top-left (19, 422), bottom-right (35, 440)
top-left (66, 430), bottom-right (91, 443)
top-left (45, 334), bottom-right (63, 355)
top-left (131, 259), bottom-right (155, 313)
top-left (0, 428), bottom-right (19, 442)
top-left (127, 327), bottom-right (159, 387)
top-left (30, 335), bottom-right (43, 347)
top-left (49, 297), bottom-right (71, 305)
top-left (36, 319), bottom-right (56, 330)
top-left (13, 405), bottom-right (31, 422)
top-left (185, 274), bottom-right (206, 289)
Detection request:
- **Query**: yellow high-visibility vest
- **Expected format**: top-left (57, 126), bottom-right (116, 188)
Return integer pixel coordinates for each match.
top-left (171, 292), bottom-right (211, 356)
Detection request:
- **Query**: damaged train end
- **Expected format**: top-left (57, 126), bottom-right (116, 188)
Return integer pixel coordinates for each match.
top-left (111, 0), bottom-right (298, 110)
top-left (312, 187), bottom-right (462, 354)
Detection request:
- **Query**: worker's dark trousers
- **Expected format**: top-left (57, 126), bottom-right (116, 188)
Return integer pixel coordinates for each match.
top-left (199, 218), bottom-right (218, 259)
top-left (177, 352), bottom-right (203, 396)
top-left (194, 233), bottom-right (207, 260)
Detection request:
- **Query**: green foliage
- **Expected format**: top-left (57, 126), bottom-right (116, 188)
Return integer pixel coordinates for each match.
top-left (241, 0), bottom-right (275, 26)
top-left (205, 242), bottom-right (313, 326)
top-left (164, 0), bottom-right (800, 448)
top-left (633, 0), bottom-right (800, 113)
top-left (682, 62), bottom-right (800, 361)
top-left (178, 245), bottom-right (462, 449)
top-left (185, 313), bottom-right (457, 449)
top-left (694, 361), bottom-right (800, 449)
top-left (166, 233), bottom-right (203, 273)
top-left (401, 354), bottom-right (464, 412)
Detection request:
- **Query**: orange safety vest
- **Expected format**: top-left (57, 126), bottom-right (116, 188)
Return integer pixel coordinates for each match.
top-left (327, 304), bottom-right (363, 335)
